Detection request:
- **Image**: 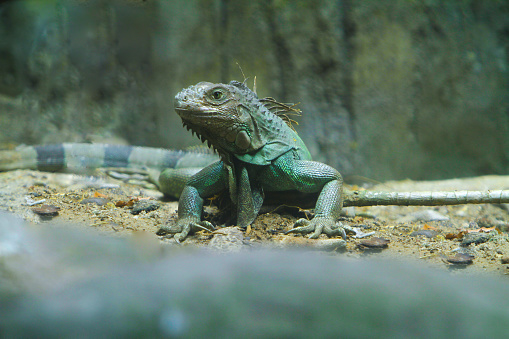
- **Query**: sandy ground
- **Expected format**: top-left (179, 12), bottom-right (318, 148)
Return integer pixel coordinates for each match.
top-left (1, 169), bottom-right (509, 276)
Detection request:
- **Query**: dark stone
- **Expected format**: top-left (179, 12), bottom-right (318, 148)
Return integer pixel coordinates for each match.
top-left (31, 204), bottom-right (60, 217)
top-left (359, 237), bottom-right (390, 250)
top-left (131, 200), bottom-right (160, 215)
top-left (461, 232), bottom-right (494, 246)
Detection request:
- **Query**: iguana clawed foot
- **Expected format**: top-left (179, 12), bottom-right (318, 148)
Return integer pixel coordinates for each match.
top-left (157, 217), bottom-right (215, 243)
top-left (286, 216), bottom-right (346, 240)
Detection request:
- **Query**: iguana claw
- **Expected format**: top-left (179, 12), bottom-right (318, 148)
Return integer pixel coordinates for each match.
top-left (286, 217), bottom-right (346, 240)
top-left (157, 218), bottom-right (215, 242)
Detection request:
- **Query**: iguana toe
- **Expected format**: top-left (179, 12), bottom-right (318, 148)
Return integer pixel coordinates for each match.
top-left (157, 223), bottom-right (183, 235)
top-left (191, 220), bottom-right (215, 233)
top-left (157, 219), bottom-right (215, 242)
top-left (285, 218), bottom-right (314, 234)
top-left (287, 217), bottom-right (345, 240)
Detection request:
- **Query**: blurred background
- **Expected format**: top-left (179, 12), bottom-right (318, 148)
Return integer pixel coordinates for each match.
top-left (0, 0), bottom-right (507, 181)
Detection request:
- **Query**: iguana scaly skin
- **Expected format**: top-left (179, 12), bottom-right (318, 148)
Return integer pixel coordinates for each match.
top-left (156, 80), bottom-right (346, 241)
top-left (1, 81), bottom-right (509, 242)
top-left (158, 81), bottom-right (509, 241)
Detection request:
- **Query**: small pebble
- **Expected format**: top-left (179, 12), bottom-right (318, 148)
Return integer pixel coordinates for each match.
top-left (309, 238), bottom-right (347, 251)
top-left (131, 200), bottom-right (160, 215)
top-left (277, 236), bottom-right (346, 252)
top-left (497, 223), bottom-right (509, 233)
top-left (444, 253), bottom-right (474, 266)
top-left (343, 225), bottom-right (374, 239)
top-left (398, 210), bottom-right (449, 223)
top-left (501, 257), bottom-right (509, 264)
top-left (32, 204), bottom-right (60, 217)
top-left (208, 227), bottom-right (244, 252)
top-left (80, 197), bottom-right (110, 206)
top-left (25, 196), bottom-right (46, 206)
top-left (359, 237), bottom-right (390, 249)
top-left (476, 217), bottom-right (495, 228)
top-left (410, 230), bottom-right (438, 238)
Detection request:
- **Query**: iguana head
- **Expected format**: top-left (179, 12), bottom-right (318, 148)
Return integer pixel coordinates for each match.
top-left (174, 81), bottom-right (309, 165)
top-left (174, 81), bottom-right (262, 156)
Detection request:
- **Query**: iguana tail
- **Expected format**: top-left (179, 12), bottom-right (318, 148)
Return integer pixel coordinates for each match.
top-left (343, 190), bottom-right (509, 206)
top-left (0, 143), bottom-right (218, 172)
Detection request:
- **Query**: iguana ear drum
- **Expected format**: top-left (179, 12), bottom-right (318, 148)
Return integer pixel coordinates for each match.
top-left (225, 129), bottom-right (237, 143)
top-left (235, 130), bottom-right (251, 150)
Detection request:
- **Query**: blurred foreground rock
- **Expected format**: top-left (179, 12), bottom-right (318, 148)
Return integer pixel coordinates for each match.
top-left (2, 212), bottom-right (509, 338)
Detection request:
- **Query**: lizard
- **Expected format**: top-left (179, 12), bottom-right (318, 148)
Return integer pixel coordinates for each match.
top-left (1, 81), bottom-right (509, 242)
top-left (160, 81), bottom-right (509, 241)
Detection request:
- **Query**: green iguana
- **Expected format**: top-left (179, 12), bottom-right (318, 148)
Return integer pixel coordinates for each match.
top-left (1, 80), bottom-right (508, 242)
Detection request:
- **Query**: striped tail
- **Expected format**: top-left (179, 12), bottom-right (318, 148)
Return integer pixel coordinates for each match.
top-left (0, 143), bottom-right (218, 172)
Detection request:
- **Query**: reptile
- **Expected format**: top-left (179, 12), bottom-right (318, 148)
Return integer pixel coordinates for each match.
top-left (1, 80), bottom-right (509, 242)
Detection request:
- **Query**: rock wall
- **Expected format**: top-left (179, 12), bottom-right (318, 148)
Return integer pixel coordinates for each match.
top-left (0, 0), bottom-right (507, 181)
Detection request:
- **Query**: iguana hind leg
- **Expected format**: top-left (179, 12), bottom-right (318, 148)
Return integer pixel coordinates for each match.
top-left (158, 167), bottom-right (203, 198)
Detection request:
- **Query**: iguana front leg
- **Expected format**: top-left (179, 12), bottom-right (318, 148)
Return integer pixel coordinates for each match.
top-left (261, 155), bottom-right (345, 239)
top-left (158, 161), bottom-right (228, 242)
top-left (288, 177), bottom-right (345, 239)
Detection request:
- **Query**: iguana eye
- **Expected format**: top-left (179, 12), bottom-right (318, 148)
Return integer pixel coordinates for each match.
top-left (211, 89), bottom-right (224, 100)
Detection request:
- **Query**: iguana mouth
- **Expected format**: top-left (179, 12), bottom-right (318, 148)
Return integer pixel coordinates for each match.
top-left (175, 108), bottom-right (219, 119)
